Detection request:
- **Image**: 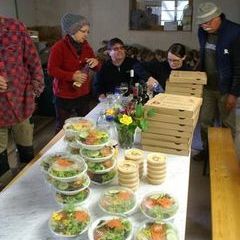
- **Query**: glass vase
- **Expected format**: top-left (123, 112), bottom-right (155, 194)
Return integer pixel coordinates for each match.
top-left (116, 124), bottom-right (135, 149)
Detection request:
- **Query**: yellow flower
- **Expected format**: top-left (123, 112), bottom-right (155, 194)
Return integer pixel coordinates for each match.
top-left (52, 212), bottom-right (62, 221)
top-left (119, 114), bottom-right (133, 126)
top-left (106, 108), bottom-right (115, 116)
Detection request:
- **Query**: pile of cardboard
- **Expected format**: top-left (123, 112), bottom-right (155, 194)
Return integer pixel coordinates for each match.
top-left (142, 93), bottom-right (202, 156)
top-left (165, 70), bottom-right (207, 97)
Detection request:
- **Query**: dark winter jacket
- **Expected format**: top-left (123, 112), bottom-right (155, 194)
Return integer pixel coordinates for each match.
top-left (198, 15), bottom-right (240, 96)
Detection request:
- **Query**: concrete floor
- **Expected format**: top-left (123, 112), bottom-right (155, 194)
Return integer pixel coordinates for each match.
top-left (186, 151), bottom-right (211, 239)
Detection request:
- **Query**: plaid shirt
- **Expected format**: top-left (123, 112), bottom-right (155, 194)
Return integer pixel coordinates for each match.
top-left (0, 17), bottom-right (44, 127)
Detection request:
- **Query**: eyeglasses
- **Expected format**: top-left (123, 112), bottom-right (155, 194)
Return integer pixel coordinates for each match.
top-left (168, 58), bottom-right (182, 63)
top-left (111, 46), bottom-right (125, 52)
top-left (79, 29), bottom-right (90, 34)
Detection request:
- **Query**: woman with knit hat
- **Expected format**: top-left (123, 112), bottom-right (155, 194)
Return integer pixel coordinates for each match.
top-left (48, 13), bottom-right (101, 133)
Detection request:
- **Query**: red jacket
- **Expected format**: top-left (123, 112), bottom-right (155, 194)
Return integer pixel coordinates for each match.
top-left (48, 35), bottom-right (101, 99)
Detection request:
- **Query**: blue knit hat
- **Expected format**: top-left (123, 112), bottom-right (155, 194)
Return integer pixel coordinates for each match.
top-left (61, 13), bottom-right (89, 35)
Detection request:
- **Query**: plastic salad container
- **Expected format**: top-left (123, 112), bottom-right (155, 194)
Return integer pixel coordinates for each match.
top-left (135, 220), bottom-right (179, 240)
top-left (140, 192), bottom-right (179, 221)
top-left (63, 117), bottom-right (95, 140)
top-left (49, 206), bottom-right (90, 237)
top-left (76, 128), bottom-right (110, 150)
top-left (50, 174), bottom-right (90, 195)
top-left (55, 188), bottom-right (90, 206)
top-left (48, 156), bottom-right (87, 181)
top-left (80, 146), bottom-right (114, 162)
top-left (87, 169), bottom-right (117, 185)
top-left (88, 216), bottom-right (133, 240)
top-left (99, 186), bottom-right (137, 216)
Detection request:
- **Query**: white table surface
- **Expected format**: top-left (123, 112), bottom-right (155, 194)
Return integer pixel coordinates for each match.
top-left (0, 104), bottom-right (190, 240)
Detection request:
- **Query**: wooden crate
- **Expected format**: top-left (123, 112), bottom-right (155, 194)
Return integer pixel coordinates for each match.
top-left (144, 93), bottom-right (202, 117)
top-left (169, 70), bottom-right (207, 85)
top-left (142, 132), bottom-right (191, 144)
top-left (142, 144), bottom-right (190, 156)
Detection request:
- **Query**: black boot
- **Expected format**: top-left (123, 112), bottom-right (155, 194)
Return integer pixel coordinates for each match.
top-left (16, 145), bottom-right (34, 163)
top-left (0, 150), bottom-right (10, 176)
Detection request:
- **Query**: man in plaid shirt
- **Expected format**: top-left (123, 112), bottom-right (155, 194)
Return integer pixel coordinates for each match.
top-left (0, 16), bottom-right (44, 181)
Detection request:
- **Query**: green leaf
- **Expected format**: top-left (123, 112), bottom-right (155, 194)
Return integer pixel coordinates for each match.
top-left (135, 104), bottom-right (144, 118)
top-left (146, 108), bottom-right (156, 117)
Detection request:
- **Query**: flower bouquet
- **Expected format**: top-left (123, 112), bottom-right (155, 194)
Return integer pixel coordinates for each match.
top-left (106, 103), bottom-right (155, 149)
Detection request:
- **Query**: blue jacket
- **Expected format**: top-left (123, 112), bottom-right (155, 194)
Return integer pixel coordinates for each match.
top-left (198, 15), bottom-right (240, 97)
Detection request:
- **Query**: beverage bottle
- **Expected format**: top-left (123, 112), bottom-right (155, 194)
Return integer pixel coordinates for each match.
top-left (128, 69), bottom-right (135, 95)
top-left (153, 82), bottom-right (164, 96)
top-left (73, 63), bottom-right (89, 88)
top-left (141, 83), bottom-right (150, 104)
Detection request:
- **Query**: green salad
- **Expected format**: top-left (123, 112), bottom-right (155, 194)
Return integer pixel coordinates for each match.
top-left (55, 188), bottom-right (90, 205)
top-left (136, 221), bottom-right (178, 240)
top-left (87, 159), bottom-right (114, 173)
top-left (50, 206), bottom-right (90, 237)
top-left (99, 188), bottom-right (136, 214)
top-left (78, 129), bottom-right (109, 145)
top-left (81, 146), bottom-right (113, 159)
top-left (88, 170), bottom-right (116, 184)
top-left (48, 158), bottom-right (86, 179)
top-left (40, 153), bottom-right (69, 172)
top-left (93, 217), bottom-right (132, 240)
top-left (50, 174), bottom-right (90, 192)
top-left (141, 193), bottom-right (178, 220)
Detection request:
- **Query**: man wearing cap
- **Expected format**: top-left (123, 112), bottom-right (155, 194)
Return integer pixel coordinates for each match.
top-left (48, 13), bottom-right (101, 133)
top-left (194, 2), bottom-right (240, 163)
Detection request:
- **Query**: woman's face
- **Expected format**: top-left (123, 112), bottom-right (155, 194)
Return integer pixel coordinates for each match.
top-left (167, 52), bottom-right (185, 69)
top-left (72, 25), bottom-right (90, 43)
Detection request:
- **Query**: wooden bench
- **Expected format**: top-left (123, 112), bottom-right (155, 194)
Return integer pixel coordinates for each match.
top-left (208, 127), bottom-right (240, 240)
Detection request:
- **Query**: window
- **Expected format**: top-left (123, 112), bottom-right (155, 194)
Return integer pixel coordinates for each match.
top-left (129, 0), bottom-right (193, 31)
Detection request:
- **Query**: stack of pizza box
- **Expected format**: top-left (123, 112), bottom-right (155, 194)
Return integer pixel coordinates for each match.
top-left (165, 70), bottom-right (207, 97)
top-left (142, 93), bottom-right (202, 156)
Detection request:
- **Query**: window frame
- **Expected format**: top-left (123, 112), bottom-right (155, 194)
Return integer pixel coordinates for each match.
top-left (129, 0), bottom-right (193, 31)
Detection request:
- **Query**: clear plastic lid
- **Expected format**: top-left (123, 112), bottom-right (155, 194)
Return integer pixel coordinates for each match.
top-left (140, 191), bottom-right (178, 221)
top-left (99, 186), bottom-right (137, 216)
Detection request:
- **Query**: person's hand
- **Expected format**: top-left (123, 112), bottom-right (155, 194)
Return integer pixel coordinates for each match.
top-left (72, 70), bottom-right (87, 84)
top-left (98, 94), bottom-right (106, 101)
top-left (86, 58), bottom-right (99, 68)
top-left (225, 94), bottom-right (237, 111)
top-left (146, 77), bottom-right (158, 90)
top-left (0, 76), bottom-right (8, 92)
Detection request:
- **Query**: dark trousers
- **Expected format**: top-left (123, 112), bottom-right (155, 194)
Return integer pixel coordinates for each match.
top-left (54, 95), bottom-right (93, 133)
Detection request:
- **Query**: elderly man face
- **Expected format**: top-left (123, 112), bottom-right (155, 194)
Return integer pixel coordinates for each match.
top-left (200, 16), bottom-right (222, 33)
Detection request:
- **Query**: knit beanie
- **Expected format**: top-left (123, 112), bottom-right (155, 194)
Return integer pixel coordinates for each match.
top-left (61, 13), bottom-right (89, 35)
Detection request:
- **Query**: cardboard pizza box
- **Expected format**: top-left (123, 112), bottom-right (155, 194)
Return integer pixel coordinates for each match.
top-left (144, 93), bottom-right (202, 117)
top-left (142, 132), bottom-right (191, 144)
top-left (169, 70), bottom-right (207, 85)
top-left (142, 144), bottom-right (190, 156)
top-left (165, 81), bottom-right (204, 89)
top-left (141, 138), bottom-right (190, 151)
top-left (146, 110), bottom-right (200, 126)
